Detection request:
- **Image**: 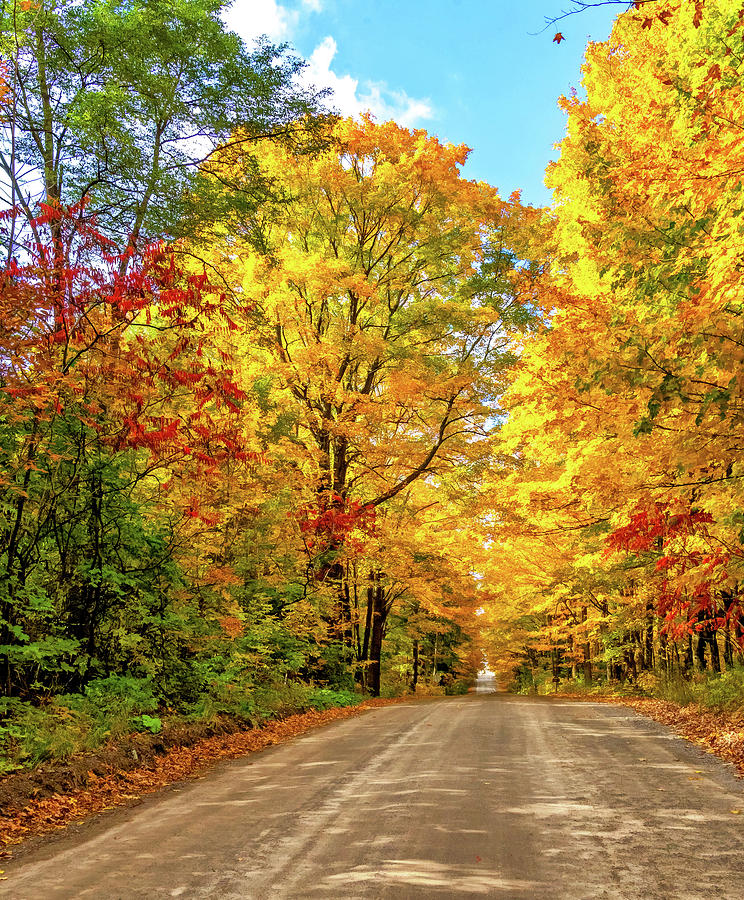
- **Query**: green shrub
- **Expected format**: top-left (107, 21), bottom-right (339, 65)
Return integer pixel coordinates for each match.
top-left (700, 667), bottom-right (744, 709)
top-left (308, 688), bottom-right (362, 709)
top-left (656, 676), bottom-right (698, 706)
top-left (380, 671), bottom-right (409, 697)
top-left (0, 675), bottom-right (371, 774)
top-left (0, 698), bottom-right (95, 770)
top-left (134, 714), bottom-right (163, 734)
top-left (251, 682), bottom-right (316, 721)
top-left (82, 675), bottom-right (158, 716)
top-left (0, 676), bottom-right (164, 770)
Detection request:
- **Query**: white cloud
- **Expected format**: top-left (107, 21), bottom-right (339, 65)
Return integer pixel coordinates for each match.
top-left (223, 3), bottom-right (433, 129)
top-left (223, 0), bottom-right (300, 44)
top-left (305, 36), bottom-right (434, 129)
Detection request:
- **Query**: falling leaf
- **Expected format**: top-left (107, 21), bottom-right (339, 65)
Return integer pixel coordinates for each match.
top-left (553, 32), bottom-right (565, 44)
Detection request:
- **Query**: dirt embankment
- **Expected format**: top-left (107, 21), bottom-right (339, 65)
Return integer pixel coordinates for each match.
top-left (0, 697), bottom-right (404, 854)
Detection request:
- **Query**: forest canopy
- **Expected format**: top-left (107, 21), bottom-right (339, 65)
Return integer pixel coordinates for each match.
top-left (1, 0), bottom-right (743, 772)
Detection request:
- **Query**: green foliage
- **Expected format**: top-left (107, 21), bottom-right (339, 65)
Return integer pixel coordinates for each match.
top-left (510, 664), bottom-right (551, 695)
top-left (443, 679), bottom-right (470, 696)
top-left (656, 667), bottom-right (744, 710)
top-left (0, 677), bottom-right (368, 773)
top-left (379, 672), bottom-right (413, 698)
top-left (136, 714), bottom-right (163, 734)
top-left (307, 688), bottom-right (361, 710)
top-left (700, 668), bottom-right (744, 709)
top-left (0, 700), bottom-right (95, 773)
top-left (0, 675), bottom-right (162, 771)
top-left (0, 0), bottom-right (327, 249)
top-left (315, 645), bottom-right (357, 692)
top-left (79, 675), bottom-right (158, 717)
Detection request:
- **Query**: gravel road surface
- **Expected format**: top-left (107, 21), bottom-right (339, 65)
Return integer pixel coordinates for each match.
top-left (2, 694), bottom-right (743, 899)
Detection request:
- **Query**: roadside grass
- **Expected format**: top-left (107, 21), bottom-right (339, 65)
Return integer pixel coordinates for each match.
top-left (0, 679), bottom-right (366, 777)
top-left (0, 695), bottom-right (410, 853)
top-left (654, 667), bottom-right (744, 711)
top-left (515, 666), bottom-right (744, 780)
top-left (516, 664), bottom-right (744, 714)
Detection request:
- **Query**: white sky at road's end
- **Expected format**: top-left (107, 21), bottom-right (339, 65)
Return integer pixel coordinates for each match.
top-left (223, 0), bottom-right (434, 128)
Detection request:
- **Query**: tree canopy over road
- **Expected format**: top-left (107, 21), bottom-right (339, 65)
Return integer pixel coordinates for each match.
top-left (1, 0), bottom-right (744, 776)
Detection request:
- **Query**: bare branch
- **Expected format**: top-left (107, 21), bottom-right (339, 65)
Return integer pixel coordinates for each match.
top-left (536, 1), bottom-right (657, 34)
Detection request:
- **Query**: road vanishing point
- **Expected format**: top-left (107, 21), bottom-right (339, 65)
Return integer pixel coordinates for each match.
top-left (2, 694), bottom-right (743, 899)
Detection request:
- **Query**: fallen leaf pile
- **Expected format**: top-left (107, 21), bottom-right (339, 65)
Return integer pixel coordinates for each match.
top-left (0, 697), bottom-right (403, 853)
top-left (556, 692), bottom-right (744, 778)
top-left (618, 698), bottom-right (744, 776)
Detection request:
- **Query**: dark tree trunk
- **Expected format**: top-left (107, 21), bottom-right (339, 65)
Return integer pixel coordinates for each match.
top-left (624, 648), bottom-right (637, 682)
top-left (636, 630), bottom-right (648, 671)
top-left (724, 622), bottom-right (734, 669)
top-left (683, 634), bottom-right (693, 676)
top-left (695, 629), bottom-right (707, 671)
top-left (659, 628), bottom-right (668, 677)
top-left (358, 573), bottom-right (374, 690)
top-left (581, 606), bottom-right (592, 686)
top-left (695, 613), bottom-right (721, 673)
top-left (721, 589), bottom-right (736, 669)
top-left (645, 600), bottom-right (654, 670)
top-left (709, 628), bottom-right (721, 673)
top-left (411, 638), bottom-right (419, 693)
top-left (367, 580), bottom-right (385, 697)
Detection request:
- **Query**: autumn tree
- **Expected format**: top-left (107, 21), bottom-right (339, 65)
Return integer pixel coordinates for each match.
top-left (194, 116), bottom-right (535, 692)
top-left (0, 199), bottom-right (259, 700)
top-left (0, 0), bottom-right (336, 723)
top-left (488, 0), bottom-right (744, 687)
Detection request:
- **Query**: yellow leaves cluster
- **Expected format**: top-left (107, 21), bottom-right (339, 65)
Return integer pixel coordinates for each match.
top-left (479, 0), bottom-right (744, 671)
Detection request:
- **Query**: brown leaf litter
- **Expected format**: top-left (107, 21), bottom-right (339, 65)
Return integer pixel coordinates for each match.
top-left (0, 697), bottom-right (405, 855)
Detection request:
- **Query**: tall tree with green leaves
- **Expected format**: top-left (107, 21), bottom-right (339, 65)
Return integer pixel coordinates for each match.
top-left (0, 0), bottom-right (328, 261)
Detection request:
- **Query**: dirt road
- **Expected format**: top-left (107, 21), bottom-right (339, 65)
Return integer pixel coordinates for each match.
top-left (2, 695), bottom-right (743, 898)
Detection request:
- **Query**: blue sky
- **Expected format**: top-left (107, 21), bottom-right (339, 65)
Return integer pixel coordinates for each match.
top-left (225, 1), bottom-right (622, 207)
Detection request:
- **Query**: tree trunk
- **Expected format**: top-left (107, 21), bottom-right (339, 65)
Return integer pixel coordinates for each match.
top-left (581, 606), bottom-right (592, 686)
top-left (695, 628), bottom-right (707, 671)
top-left (568, 632), bottom-right (577, 679)
top-left (659, 629), bottom-right (669, 677)
top-left (358, 573), bottom-right (374, 691)
top-left (683, 634), bottom-right (693, 676)
top-left (367, 579), bottom-right (385, 697)
top-left (721, 589), bottom-right (735, 669)
top-left (624, 647), bottom-right (637, 682)
top-left (645, 599), bottom-right (654, 670)
top-left (709, 628), bottom-right (721, 674)
top-left (411, 638), bottom-right (419, 693)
